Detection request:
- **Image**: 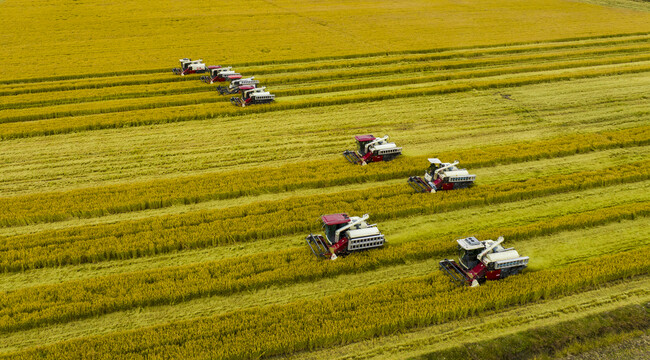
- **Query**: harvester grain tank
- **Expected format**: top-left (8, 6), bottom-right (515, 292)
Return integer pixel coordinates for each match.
top-left (343, 135), bottom-right (402, 165)
top-left (172, 58), bottom-right (207, 76)
top-left (217, 76), bottom-right (260, 95)
top-left (201, 66), bottom-right (242, 84)
top-left (230, 87), bottom-right (275, 107)
top-left (439, 236), bottom-right (528, 287)
top-left (306, 213), bottom-right (386, 260)
top-left (408, 158), bottom-right (475, 193)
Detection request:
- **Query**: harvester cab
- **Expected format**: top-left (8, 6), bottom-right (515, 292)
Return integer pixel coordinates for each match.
top-left (217, 76), bottom-right (260, 95)
top-left (306, 213), bottom-right (386, 260)
top-left (408, 158), bottom-right (476, 193)
top-left (230, 87), bottom-right (275, 107)
top-left (201, 66), bottom-right (242, 84)
top-left (172, 58), bottom-right (207, 76)
top-left (343, 135), bottom-right (403, 165)
top-left (439, 236), bottom-right (529, 287)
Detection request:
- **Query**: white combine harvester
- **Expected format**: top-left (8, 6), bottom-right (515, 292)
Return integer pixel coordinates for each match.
top-left (408, 158), bottom-right (476, 193)
top-left (439, 236), bottom-right (529, 287)
top-left (343, 135), bottom-right (403, 165)
top-left (217, 76), bottom-right (260, 95)
top-left (306, 213), bottom-right (386, 260)
top-left (230, 87), bottom-right (275, 107)
top-left (172, 58), bottom-right (207, 76)
top-left (201, 66), bottom-right (242, 84)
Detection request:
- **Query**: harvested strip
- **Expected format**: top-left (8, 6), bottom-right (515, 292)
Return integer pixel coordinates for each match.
top-left (1, 62), bottom-right (648, 140)
top-left (416, 303), bottom-right (650, 360)
top-left (0, 161), bottom-right (647, 271)
top-left (3, 180), bottom-right (645, 291)
top-left (2, 247), bottom-right (648, 359)
top-left (0, 201), bottom-right (646, 334)
top-left (4, 49), bottom-right (649, 123)
top-left (5, 48), bottom-right (648, 110)
top-left (0, 126), bottom-right (647, 228)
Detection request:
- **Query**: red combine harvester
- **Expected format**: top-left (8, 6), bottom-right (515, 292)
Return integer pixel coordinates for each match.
top-left (201, 66), bottom-right (242, 84)
top-left (306, 213), bottom-right (386, 260)
top-left (216, 77), bottom-right (260, 95)
top-left (172, 58), bottom-right (208, 76)
top-left (230, 87), bottom-right (275, 107)
top-left (408, 158), bottom-right (476, 193)
top-left (440, 236), bottom-right (528, 287)
top-left (343, 135), bottom-right (402, 165)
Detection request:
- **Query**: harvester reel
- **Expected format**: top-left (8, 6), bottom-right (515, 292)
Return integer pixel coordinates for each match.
top-left (343, 150), bottom-right (362, 165)
top-left (439, 259), bottom-right (471, 286)
top-left (306, 234), bottom-right (330, 259)
top-left (407, 176), bottom-right (432, 193)
top-left (230, 97), bottom-right (245, 107)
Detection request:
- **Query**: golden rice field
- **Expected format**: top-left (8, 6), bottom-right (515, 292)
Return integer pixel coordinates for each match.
top-left (0, 0), bottom-right (649, 358)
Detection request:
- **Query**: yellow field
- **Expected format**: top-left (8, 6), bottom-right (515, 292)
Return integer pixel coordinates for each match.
top-left (0, 0), bottom-right (649, 358)
top-left (1, 0), bottom-right (650, 78)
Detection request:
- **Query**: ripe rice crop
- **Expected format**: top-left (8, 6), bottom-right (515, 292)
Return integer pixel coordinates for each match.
top-left (2, 61), bottom-right (648, 140)
top-left (0, 161), bottom-right (647, 272)
top-left (3, 247), bottom-right (647, 359)
top-left (0, 125), bottom-right (647, 227)
top-left (2, 2), bottom-right (649, 357)
top-left (0, 201), bottom-right (646, 334)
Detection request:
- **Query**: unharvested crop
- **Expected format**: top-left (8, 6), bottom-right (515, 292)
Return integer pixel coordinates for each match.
top-left (0, 201), bottom-right (646, 334)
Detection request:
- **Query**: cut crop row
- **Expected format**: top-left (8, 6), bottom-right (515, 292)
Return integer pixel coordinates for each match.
top-left (3, 246), bottom-right (648, 359)
top-left (0, 201), bottom-right (646, 334)
top-left (240, 36), bottom-right (650, 76)
top-left (3, 47), bottom-right (647, 123)
top-left (0, 125), bottom-right (647, 228)
top-left (419, 303), bottom-right (650, 360)
top-left (261, 45), bottom-right (650, 85)
top-left (1, 161), bottom-right (648, 272)
top-left (1, 62), bottom-right (648, 140)
top-left (6, 46), bottom-right (647, 111)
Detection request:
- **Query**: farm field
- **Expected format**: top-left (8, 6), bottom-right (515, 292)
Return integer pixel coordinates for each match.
top-left (1, 0), bottom-right (650, 359)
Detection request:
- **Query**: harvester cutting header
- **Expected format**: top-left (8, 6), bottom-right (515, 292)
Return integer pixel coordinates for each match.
top-left (306, 213), bottom-right (386, 260)
top-left (408, 158), bottom-right (475, 193)
top-left (343, 135), bottom-right (402, 165)
top-left (439, 236), bottom-right (528, 287)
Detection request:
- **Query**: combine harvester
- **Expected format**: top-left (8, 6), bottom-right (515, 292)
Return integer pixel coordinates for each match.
top-left (306, 213), bottom-right (386, 260)
top-left (201, 66), bottom-right (242, 84)
top-left (172, 58), bottom-right (207, 76)
top-left (217, 77), bottom-right (260, 95)
top-left (343, 135), bottom-right (402, 165)
top-left (230, 87), bottom-right (275, 107)
top-left (439, 236), bottom-right (528, 287)
top-left (408, 158), bottom-right (475, 193)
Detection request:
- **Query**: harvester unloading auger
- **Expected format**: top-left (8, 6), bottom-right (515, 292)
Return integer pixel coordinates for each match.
top-left (343, 135), bottom-right (402, 165)
top-left (408, 158), bottom-right (476, 193)
top-left (172, 58), bottom-right (208, 76)
top-left (306, 213), bottom-right (386, 260)
top-left (439, 236), bottom-right (528, 287)
top-left (217, 77), bottom-right (260, 95)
